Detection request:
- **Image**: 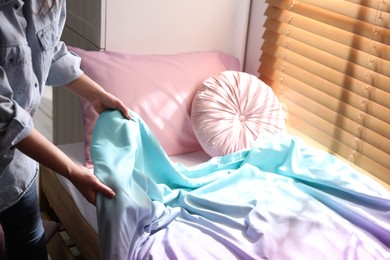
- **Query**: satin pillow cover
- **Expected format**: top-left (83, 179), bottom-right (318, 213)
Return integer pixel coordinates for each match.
top-left (68, 47), bottom-right (240, 167)
top-left (191, 71), bottom-right (285, 157)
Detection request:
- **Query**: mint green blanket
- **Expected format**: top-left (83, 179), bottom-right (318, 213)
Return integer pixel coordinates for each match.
top-left (92, 110), bottom-right (390, 260)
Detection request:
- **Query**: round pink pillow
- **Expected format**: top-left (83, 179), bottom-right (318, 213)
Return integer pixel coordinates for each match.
top-left (191, 71), bottom-right (285, 157)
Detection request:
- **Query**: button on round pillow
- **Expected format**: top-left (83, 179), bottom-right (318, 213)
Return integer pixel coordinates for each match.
top-left (191, 71), bottom-right (285, 157)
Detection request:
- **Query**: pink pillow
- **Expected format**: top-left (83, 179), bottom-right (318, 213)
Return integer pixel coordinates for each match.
top-left (68, 47), bottom-right (240, 167)
top-left (191, 71), bottom-right (285, 157)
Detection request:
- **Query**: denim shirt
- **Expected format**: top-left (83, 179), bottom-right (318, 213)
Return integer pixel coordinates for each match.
top-left (0, 0), bottom-right (83, 212)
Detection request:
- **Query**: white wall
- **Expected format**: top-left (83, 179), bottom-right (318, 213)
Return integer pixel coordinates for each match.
top-left (244, 0), bottom-right (267, 76)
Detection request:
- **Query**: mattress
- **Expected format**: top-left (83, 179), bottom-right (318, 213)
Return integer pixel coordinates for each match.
top-left (55, 142), bottom-right (211, 233)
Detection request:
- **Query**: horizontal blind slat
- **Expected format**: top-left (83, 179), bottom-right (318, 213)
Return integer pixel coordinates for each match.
top-left (299, 0), bottom-right (390, 27)
top-left (280, 96), bottom-right (390, 170)
top-left (264, 7), bottom-right (390, 61)
top-left (261, 42), bottom-right (390, 98)
top-left (344, 0), bottom-right (390, 12)
top-left (284, 89), bottom-right (390, 157)
top-left (259, 64), bottom-right (390, 142)
top-left (263, 21), bottom-right (390, 77)
top-left (265, 0), bottom-right (390, 45)
top-left (286, 113), bottom-right (390, 183)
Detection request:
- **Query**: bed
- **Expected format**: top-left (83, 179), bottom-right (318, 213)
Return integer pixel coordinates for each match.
top-left (38, 1), bottom-right (390, 259)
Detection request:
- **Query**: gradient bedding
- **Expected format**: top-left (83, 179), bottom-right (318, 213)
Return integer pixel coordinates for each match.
top-left (91, 111), bottom-right (390, 260)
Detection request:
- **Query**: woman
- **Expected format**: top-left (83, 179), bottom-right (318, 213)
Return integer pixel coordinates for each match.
top-left (0, 0), bottom-right (129, 258)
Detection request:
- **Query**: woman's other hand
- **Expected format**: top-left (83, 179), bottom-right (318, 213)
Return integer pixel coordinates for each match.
top-left (90, 90), bottom-right (131, 120)
top-left (68, 165), bottom-right (115, 205)
top-left (16, 129), bottom-right (116, 206)
top-left (65, 74), bottom-right (131, 119)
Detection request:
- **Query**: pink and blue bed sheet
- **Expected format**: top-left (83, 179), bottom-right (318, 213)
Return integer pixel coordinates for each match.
top-left (91, 110), bottom-right (390, 260)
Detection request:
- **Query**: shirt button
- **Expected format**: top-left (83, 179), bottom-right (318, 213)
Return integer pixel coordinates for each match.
top-left (13, 3), bottom-right (19, 9)
top-left (35, 83), bottom-right (38, 88)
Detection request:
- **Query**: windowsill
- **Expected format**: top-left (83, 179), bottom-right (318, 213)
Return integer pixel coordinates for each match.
top-left (286, 125), bottom-right (390, 192)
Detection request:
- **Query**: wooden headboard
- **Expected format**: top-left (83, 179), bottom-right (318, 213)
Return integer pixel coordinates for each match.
top-left (54, 0), bottom-right (251, 145)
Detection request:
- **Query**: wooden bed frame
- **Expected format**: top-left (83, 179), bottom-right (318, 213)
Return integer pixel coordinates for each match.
top-left (39, 165), bottom-right (100, 259)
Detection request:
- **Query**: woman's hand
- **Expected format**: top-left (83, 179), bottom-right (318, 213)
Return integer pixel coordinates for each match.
top-left (16, 129), bottom-right (116, 206)
top-left (65, 74), bottom-right (131, 119)
top-left (68, 165), bottom-right (115, 205)
top-left (90, 90), bottom-right (131, 120)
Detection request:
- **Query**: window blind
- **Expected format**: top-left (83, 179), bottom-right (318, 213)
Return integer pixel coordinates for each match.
top-left (258, 0), bottom-right (390, 184)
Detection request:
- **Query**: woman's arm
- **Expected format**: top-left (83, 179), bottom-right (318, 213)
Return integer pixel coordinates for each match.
top-left (17, 74), bottom-right (131, 205)
top-left (15, 128), bottom-right (115, 205)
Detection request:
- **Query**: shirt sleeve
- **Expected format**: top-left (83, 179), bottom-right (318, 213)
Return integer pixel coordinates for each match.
top-left (0, 67), bottom-right (34, 154)
top-left (45, 42), bottom-right (84, 87)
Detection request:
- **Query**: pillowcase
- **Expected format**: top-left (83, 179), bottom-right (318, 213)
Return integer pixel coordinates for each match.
top-left (191, 71), bottom-right (285, 157)
top-left (68, 46), bottom-right (240, 167)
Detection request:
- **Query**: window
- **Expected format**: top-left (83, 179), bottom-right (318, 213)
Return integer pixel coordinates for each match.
top-left (259, 0), bottom-right (390, 183)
